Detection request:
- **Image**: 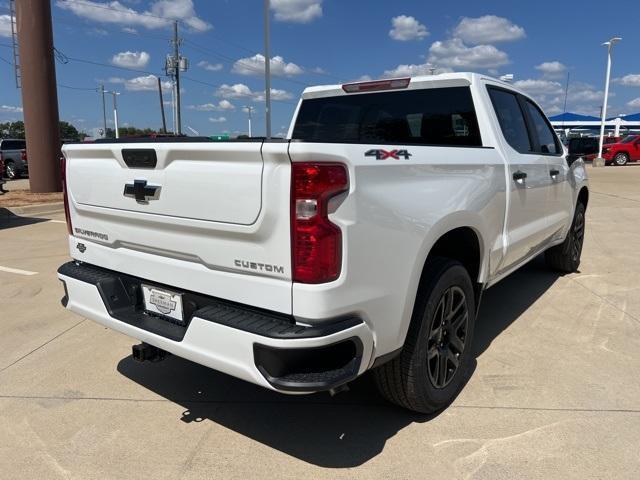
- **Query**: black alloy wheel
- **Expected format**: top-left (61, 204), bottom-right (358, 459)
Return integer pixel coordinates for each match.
top-left (571, 206), bottom-right (585, 264)
top-left (427, 286), bottom-right (468, 389)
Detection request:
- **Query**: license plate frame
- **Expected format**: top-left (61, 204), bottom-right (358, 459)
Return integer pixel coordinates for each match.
top-left (141, 284), bottom-right (184, 323)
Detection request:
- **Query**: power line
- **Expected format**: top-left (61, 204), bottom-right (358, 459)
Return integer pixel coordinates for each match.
top-left (58, 83), bottom-right (98, 91)
top-left (52, 16), bottom-right (172, 42)
top-left (64, 54), bottom-right (158, 76)
top-left (49, 3), bottom-right (341, 84)
top-left (0, 55), bottom-right (12, 65)
top-left (184, 38), bottom-right (343, 84)
top-left (56, 0), bottom-right (170, 22)
top-left (183, 39), bottom-right (311, 88)
top-left (181, 75), bottom-right (297, 106)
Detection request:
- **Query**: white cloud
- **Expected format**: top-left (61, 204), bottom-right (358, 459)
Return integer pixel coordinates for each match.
top-left (0, 105), bottom-right (23, 113)
top-left (215, 83), bottom-right (254, 99)
top-left (122, 27), bottom-right (138, 34)
top-left (535, 61), bottom-right (567, 78)
top-left (111, 51), bottom-right (150, 68)
top-left (109, 75), bottom-right (172, 92)
top-left (197, 60), bottom-right (223, 72)
top-left (453, 15), bottom-right (525, 44)
top-left (208, 116), bottom-right (227, 123)
top-left (534, 81), bottom-right (609, 116)
top-left (389, 15), bottom-right (429, 41)
top-left (56, 0), bottom-right (211, 31)
top-left (614, 74), bottom-right (640, 87)
top-left (382, 63), bottom-right (452, 78)
top-left (568, 82), bottom-right (607, 103)
top-left (188, 100), bottom-right (235, 111)
top-left (0, 14), bottom-right (13, 37)
top-left (627, 98), bottom-right (640, 109)
top-left (232, 54), bottom-right (303, 76)
top-left (427, 38), bottom-right (509, 69)
top-left (253, 88), bottom-right (294, 102)
top-left (513, 79), bottom-right (564, 95)
top-left (271, 0), bottom-right (322, 23)
top-left (216, 99), bottom-right (234, 110)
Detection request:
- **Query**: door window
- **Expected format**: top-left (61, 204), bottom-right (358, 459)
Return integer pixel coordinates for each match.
top-left (524, 101), bottom-right (561, 155)
top-left (488, 88), bottom-right (532, 153)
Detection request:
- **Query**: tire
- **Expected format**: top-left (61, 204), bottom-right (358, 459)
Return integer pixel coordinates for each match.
top-left (5, 161), bottom-right (17, 180)
top-left (614, 152), bottom-right (629, 166)
top-left (545, 202), bottom-right (586, 273)
top-left (374, 257), bottom-right (476, 414)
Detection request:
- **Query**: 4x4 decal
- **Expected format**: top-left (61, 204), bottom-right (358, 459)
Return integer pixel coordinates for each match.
top-left (365, 149), bottom-right (412, 160)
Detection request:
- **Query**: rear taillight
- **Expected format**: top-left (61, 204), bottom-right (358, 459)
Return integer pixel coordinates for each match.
top-left (21, 150), bottom-right (27, 162)
top-left (291, 163), bottom-right (349, 284)
top-left (60, 155), bottom-right (72, 235)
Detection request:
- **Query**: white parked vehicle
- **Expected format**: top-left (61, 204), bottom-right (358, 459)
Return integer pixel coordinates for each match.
top-left (58, 73), bottom-right (588, 413)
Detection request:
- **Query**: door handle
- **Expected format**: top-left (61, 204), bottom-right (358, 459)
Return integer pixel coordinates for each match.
top-left (513, 171), bottom-right (527, 182)
top-left (549, 169), bottom-right (560, 177)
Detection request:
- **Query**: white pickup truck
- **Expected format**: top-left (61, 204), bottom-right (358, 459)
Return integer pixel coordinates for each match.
top-left (58, 73), bottom-right (588, 413)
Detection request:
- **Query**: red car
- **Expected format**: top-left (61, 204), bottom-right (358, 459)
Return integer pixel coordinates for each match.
top-left (602, 135), bottom-right (640, 166)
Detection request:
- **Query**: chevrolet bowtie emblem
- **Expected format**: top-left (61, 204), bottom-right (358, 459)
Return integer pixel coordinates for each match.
top-left (123, 179), bottom-right (160, 202)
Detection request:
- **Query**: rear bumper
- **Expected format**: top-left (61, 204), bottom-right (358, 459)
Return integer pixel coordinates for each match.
top-left (57, 261), bottom-right (374, 393)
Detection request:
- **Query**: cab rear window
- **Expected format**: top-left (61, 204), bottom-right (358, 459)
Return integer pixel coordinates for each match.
top-left (292, 86), bottom-right (482, 147)
top-left (1, 140), bottom-right (26, 150)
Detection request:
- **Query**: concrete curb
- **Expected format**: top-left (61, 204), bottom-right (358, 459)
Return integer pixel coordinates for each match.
top-left (0, 202), bottom-right (64, 217)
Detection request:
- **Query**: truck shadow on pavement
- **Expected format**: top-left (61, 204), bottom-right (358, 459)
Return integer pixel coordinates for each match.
top-left (117, 255), bottom-right (560, 468)
top-left (0, 209), bottom-right (50, 230)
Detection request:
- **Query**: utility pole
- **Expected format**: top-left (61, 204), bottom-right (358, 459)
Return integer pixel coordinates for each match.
top-left (16, 0), bottom-right (61, 192)
top-left (104, 91), bottom-right (120, 138)
top-left (243, 106), bottom-right (254, 137)
top-left (264, 0), bottom-right (272, 139)
top-left (100, 84), bottom-right (107, 138)
top-left (157, 77), bottom-right (167, 133)
top-left (173, 21), bottom-right (182, 135)
top-left (9, 0), bottom-right (20, 88)
top-left (165, 22), bottom-right (187, 136)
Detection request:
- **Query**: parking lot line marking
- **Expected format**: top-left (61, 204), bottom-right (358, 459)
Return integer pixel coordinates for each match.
top-left (0, 265), bottom-right (38, 276)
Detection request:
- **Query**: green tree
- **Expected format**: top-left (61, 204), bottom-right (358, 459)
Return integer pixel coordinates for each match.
top-left (59, 121), bottom-right (83, 141)
top-left (0, 121), bottom-right (26, 138)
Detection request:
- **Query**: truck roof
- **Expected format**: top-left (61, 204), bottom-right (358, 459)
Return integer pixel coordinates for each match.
top-left (301, 72), bottom-right (520, 100)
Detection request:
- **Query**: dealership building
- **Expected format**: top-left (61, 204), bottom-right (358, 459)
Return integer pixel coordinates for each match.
top-left (550, 112), bottom-right (640, 138)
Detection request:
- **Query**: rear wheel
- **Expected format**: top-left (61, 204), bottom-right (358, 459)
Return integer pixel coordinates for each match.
top-left (545, 202), bottom-right (586, 273)
top-left (374, 257), bottom-right (476, 413)
top-left (614, 152), bottom-right (629, 166)
top-left (5, 161), bottom-right (17, 180)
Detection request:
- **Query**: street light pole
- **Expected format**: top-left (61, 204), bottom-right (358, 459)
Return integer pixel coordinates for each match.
top-left (173, 20), bottom-right (182, 136)
top-left (244, 105), bottom-right (254, 137)
top-left (594, 36), bottom-right (622, 167)
top-left (264, 0), bottom-right (272, 139)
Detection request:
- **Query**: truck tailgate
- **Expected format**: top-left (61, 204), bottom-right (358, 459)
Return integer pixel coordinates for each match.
top-left (67, 142), bottom-right (263, 224)
top-left (62, 141), bottom-right (293, 313)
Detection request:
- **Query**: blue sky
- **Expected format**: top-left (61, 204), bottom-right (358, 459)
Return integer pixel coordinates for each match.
top-left (1, 0), bottom-right (639, 137)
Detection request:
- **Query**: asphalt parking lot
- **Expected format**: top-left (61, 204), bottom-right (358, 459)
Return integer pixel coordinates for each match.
top-left (1, 166), bottom-right (639, 479)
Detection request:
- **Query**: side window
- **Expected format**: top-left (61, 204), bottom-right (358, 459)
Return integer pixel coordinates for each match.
top-left (488, 88), bottom-right (532, 153)
top-left (525, 101), bottom-right (561, 155)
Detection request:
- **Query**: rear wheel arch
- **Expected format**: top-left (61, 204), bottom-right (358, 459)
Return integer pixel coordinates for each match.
top-left (395, 226), bottom-right (484, 352)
